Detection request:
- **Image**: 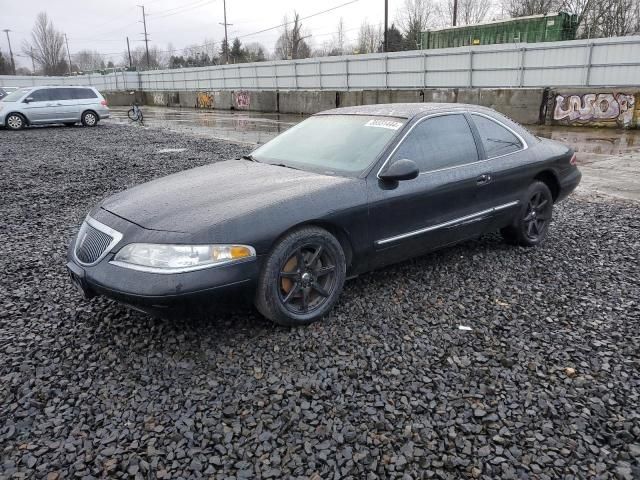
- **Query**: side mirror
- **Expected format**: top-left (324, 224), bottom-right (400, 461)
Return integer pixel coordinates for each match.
top-left (379, 158), bottom-right (419, 182)
top-left (24, 97), bottom-right (34, 103)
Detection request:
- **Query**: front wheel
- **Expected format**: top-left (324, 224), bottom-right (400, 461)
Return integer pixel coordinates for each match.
top-left (5, 113), bottom-right (26, 130)
top-left (255, 226), bottom-right (346, 326)
top-left (501, 181), bottom-right (553, 247)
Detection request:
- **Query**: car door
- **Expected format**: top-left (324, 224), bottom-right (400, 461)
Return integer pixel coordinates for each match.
top-left (367, 113), bottom-right (500, 269)
top-left (21, 88), bottom-right (58, 123)
top-left (54, 88), bottom-right (82, 121)
top-left (469, 113), bottom-right (529, 227)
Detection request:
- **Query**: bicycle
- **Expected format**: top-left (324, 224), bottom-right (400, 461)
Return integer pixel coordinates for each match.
top-left (127, 92), bottom-right (144, 124)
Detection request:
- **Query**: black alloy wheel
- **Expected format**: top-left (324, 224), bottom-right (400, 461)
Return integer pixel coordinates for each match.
top-left (501, 181), bottom-right (553, 247)
top-left (278, 243), bottom-right (337, 315)
top-left (255, 226), bottom-right (346, 326)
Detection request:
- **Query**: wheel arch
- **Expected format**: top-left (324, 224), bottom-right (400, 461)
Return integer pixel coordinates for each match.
top-left (534, 170), bottom-right (560, 202)
top-left (270, 220), bottom-right (355, 272)
top-left (82, 109), bottom-right (100, 120)
top-left (5, 111), bottom-right (29, 126)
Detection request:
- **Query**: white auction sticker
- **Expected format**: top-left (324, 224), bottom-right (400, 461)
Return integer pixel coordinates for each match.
top-left (364, 119), bottom-right (404, 130)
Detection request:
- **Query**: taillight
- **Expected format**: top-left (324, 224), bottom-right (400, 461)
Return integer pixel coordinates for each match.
top-left (569, 153), bottom-right (577, 165)
top-left (100, 99), bottom-right (108, 106)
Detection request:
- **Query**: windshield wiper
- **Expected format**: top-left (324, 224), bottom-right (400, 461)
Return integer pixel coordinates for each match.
top-left (486, 137), bottom-right (521, 147)
top-left (240, 154), bottom-right (259, 162)
top-left (272, 163), bottom-right (300, 171)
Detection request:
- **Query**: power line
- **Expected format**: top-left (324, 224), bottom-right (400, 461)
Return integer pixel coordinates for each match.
top-left (151, 0), bottom-right (216, 19)
top-left (26, 0), bottom-right (361, 64)
top-left (237, 0), bottom-right (360, 40)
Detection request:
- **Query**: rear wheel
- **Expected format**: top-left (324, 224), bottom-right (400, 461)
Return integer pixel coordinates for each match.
top-left (81, 111), bottom-right (98, 127)
top-left (501, 181), bottom-right (553, 247)
top-left (6, 113), bottom-right (26, 130)
top-left (255, 226), bottom-right (346, 326)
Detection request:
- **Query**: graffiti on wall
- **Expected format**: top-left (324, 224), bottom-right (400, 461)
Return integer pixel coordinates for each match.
top-left (554, 93), bottom-right (635, 127)
top-left (152, 92), bottom-right (166, 105)
top-left (234, 90), bottom-right (251, 109)
top-left (196, 92), bottom-right (214, 109)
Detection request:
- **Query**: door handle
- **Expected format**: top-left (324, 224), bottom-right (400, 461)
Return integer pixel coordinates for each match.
top-left (476, 174), bottom-right (492, 186)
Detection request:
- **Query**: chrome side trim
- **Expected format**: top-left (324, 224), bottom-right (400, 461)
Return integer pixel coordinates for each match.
top-left (375, 200), bottom-right (520, 246)
top-left (73, 215), bottom-right (124, 267)
top-left (376, 111), bottom-right (529, 179)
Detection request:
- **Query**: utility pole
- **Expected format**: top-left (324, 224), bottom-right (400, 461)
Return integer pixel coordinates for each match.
top-left (3, 29), bottom-right (16, 75)
top-left (126, 36), bottom-right (133, 68)
top-left (138, 5), bottom-right (151, 69)
top-left (219, 0), bottom-right (231, 64)
top-left (453, 0), bottom-right (458, 26)
top-left (30, 47), bottom-right (36, 74)
top-left (383, 0), bottom-right (388, 52)
top-left (64, 33), bottom-right (72, 75)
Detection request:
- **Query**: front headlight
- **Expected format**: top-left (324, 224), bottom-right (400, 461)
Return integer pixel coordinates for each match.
top-left (111, 243), bottom-right (256, 273)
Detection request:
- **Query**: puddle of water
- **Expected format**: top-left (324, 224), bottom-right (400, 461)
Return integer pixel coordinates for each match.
top-left (109, 106), bottom-right (303, 145)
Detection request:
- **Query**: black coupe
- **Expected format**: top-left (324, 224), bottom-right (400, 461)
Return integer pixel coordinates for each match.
top-left (67, 103), bottom-right (581, 325)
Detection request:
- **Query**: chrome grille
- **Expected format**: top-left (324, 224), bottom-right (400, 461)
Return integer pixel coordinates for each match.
top-left (75, 222), bottom-right (114, 265)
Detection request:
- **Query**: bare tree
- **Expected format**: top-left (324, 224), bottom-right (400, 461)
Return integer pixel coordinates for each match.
top-left (73, 49), bottom-right (105, 72)
top-left (396, 0), bottom-right (436, 46)
top-left (582, 0), bottom-right (638, 37)
top-left (501, 0), bottom-right (556, 17)
top-left (334, 17), bottom-right (347, 55)
top-left (356, 20), bottom-right (383, 53)
top-left (274, 13), bottom-right (311, 60)
top-left (438, 0), bottom-right (492, 26)
top-left (122, 45), bottom-right (166, 69)
top-left (22, 12), bottom-right (66, 75)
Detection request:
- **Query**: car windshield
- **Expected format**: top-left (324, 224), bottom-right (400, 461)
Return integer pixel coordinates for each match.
top-left (251, 114), bottom-right (406, 175)
top-left (1, 88), bottom-right (30, 102)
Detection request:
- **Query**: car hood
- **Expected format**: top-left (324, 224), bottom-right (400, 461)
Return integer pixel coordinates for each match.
top-left (100, 160), bottom-right (358, 233)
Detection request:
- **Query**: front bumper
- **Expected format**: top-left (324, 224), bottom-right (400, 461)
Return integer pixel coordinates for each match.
top-left (66, 213), bottom-right (260, 313)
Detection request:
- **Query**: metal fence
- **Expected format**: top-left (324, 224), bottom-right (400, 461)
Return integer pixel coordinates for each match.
top-left (2, 35), bottom-right (639, 92)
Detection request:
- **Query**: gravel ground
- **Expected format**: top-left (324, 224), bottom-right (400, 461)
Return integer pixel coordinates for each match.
top-left (1, 122), bottom-right (639, 479)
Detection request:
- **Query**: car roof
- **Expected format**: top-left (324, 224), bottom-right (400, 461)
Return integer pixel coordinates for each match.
top-left (25, 85), bottom-right (96, 90)
top-left (316, 102), bottom-right (494, 119)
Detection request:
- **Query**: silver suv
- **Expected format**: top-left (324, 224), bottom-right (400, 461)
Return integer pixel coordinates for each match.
top-left (0, 86), bottom-right (110, 130)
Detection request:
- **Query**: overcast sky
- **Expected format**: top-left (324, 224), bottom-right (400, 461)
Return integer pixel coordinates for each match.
top-left (2, 0), bottom-right (407, 68)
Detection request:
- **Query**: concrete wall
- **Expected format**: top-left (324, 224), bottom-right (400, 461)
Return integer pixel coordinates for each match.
top-left (458, 88), bottom-right (545, 125)
top-left (105, 87), bottom-right (640, 127)
top-left (278, 91), bottom-right (337, 115)
top-left (546, 88), bottom-right (639, 128)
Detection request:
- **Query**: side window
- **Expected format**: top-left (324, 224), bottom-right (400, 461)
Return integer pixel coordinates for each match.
top-left (28, 89), bottom-right (52, 102)
top-left (391, 114), bottom-right (479, 172)
top-left (73, 88), bottom-right (98, 99)
top-left (472, 114), bottom-right (523, 158)
top-left (51, 88), bottom-right (75, 101)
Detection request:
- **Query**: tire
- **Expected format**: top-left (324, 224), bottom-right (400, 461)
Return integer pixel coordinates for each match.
top-left (501, 181), bottom-right (553, 247)
top-left (81, 111), bottom-right (98, 127)
top-left (64, 122), bottom-right (76, 127)
top-left (5, 113), bottom-right (26, 130)
top-left (127, 108), bottom-right (137, 121)
top-left (255, 226), bottom-right (346, 326)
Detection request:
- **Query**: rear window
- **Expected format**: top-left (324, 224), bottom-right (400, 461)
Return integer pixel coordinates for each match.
top-left (472, 114), bottom-right (523, 158)
top-left (73, 88), bottom-right (98, 99)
